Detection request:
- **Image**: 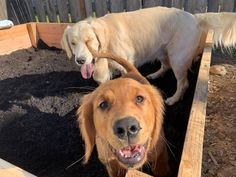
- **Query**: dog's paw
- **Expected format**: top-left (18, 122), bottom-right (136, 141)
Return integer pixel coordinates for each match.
top-left (165, 97), bottom-right (177, 106)
top-left (146, 73), bottom-right (156, 80)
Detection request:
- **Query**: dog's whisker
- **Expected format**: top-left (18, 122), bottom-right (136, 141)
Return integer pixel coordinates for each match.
top-left (65, 155), bottom-right (85, 170)
top-left (160, 135), bottom-right (176, 158)
top-left (64, 86), bottom-right (96, 91)
top-left (65, 149), bottom-right (91, 170)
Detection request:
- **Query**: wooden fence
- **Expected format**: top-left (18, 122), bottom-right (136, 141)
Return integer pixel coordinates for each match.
top-left (0, 0), bottom-right (236, 24)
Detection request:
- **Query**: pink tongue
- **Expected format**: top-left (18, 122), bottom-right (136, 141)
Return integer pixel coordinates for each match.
top-left (81, 63), bottom-right (93, 79)
top-left (121, 145), bottom-right (141, 157)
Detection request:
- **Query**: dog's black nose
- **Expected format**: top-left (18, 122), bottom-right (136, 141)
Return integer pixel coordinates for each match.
top-left (113, 117), bottom-right (141, 140)
top-left (75, 57), bottom-right (86, 65)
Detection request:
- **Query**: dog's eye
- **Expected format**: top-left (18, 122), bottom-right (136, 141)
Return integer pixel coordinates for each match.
top-left (136, 95), bottom-right (144, 104)
top-left (71, 41), bottom-right (76, 46)
top-left (99, 101), bottom-right (109, 110)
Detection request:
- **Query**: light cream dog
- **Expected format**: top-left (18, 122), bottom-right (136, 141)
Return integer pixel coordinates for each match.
top-left (61, 6), bottom-right (236, 105)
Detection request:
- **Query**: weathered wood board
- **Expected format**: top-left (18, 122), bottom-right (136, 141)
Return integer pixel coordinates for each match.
top-left (0, 158), bottom-right (36, 177)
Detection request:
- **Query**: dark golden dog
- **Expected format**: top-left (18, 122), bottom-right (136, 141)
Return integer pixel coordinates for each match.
top-left (77, 45), bottom-right (170, 177)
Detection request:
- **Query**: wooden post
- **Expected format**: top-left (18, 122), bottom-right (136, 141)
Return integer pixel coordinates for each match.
top-left (126, 0), bottom-right (141, 11)
top-left (45, 0), bottom-right (57, 22)
top-left (163, 0), bottom-right (172, 7)
top-left (69, 0), bottom-right (86, 22)
top-left (172, 0), bottom-right (184, 9)
top-left (207, 0), bottom-right (220, 12)
top-left (185, 0), bottom-right (207, 13)
top-left (0, 0), bottom-right (7, 20)
top-left (57, 0), bottom-right (70, 22)
top-left (220, 0), bottom-right (235, 12)
top-left (35, 0), bottom-right (47, 22)
top-left (178, 30), bottom-right (213, 177)
top-left (84, 0), bottom-right (93, 17)
top-left (142, 0), bottom-right (161, 8)
top-left (110, 0), bottom-right (124, 13)
top-left (94, 0), bottom-right (108, 17)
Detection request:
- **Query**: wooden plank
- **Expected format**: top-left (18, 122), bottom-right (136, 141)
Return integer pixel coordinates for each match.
top-left (36, 23), bottom-right (70, 49)
top-left (45, 0), bottom-right (57, 22)
top-left (94, 0), bottom-right (107, 17)
top-left (27, 23), bottom-right (38, 48)
top-left (0, 0), bottom-right (8, 20)
top-left (126, 0), bottom-right (141, 11)
top-left (172, 0), bottom-right (184, 9)
top-left (23, 0), bottom-right (36, 22)
top-left (220, 0), bottom-right (235, 12)
top-left (0, 158), bottom-right (36, 177)
top-left (84, 0), bottom-right (93, 17)
top-left (69, 0), bottom-right (86, 22)
top-left (0, 24), bottom-right (32, 55)
top-left (207, 0), bottom-right (220, 12)
top-left (35, 0), bottom-right (47, 22)
top-left (185, 0), bottom-right (207, 13)
top-left (163, 0), bottom-right (172, 7)
top-left (110, 0), bottom-right (124, 13)
top-left (57, 0), bottom-right (70, 22)
top-left (178, 30), bottom-right (213, 177)
top-left (142, 0), bottom-right (161, 8)
top-left (125, 169), bottom-right (153, 177)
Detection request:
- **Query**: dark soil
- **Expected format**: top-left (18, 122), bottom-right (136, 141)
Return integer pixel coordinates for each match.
top-left (202, 49), bottom-right (236, 177)
top-left (0, 48), bottom-right (199, 177)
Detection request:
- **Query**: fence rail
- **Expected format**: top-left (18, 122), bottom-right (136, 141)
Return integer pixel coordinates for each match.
top-left (0, 0), bottom-right (236, 24)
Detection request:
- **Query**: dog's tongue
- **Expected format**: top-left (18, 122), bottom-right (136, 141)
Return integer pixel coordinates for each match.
top-left (81, 63), bottom-right (93, 79)
top-left (119, 145), bottom-right (142, 158)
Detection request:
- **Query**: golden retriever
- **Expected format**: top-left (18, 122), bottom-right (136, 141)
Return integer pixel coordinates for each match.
top-left (61, 6), bottom-right (236, 105)
top-left (77, 45), bottom-right (170, 177)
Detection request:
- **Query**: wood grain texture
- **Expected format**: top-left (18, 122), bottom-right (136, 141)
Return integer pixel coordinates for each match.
top-left (220, 0), bottom-right (235, 12)
top-left (36, 23), bottom-right (70, 49)
top-left (27, 23), bottom-right (38, 48)
top-left (84, 0), bottom-right (93, 17)
top-left (110, 0), bottom-right (124, 12)
top-left (125, 169), bottom-right (153, 177)
top-left (185, 0), bottom-right (207, 13)
top-left (57, 0), bottom-right (70, 22)
top-left (207, 0), bottom-right (220, 12)
top-left (0, 0), bottom-right (7, 20)
top-left (172, 0), bottom-right (184, 9)
top-left (178, 30), bottom-right (213, 177)
top-left (35, 0), bottom-right (46, 22)
top-left (94, 0), bottom-right (108, 17)
top-left (126, 0), bottom-right (141, 11)
top-left (0, 158), bottom-right (36, 177)
top-left (142, 0), bottom-right (160, 8)
top-left (69, 0), bottom-right (86, 22)
top-left (0, 24), bottom-right (32, 55)
top-left (45, 0), bottom-right (57, 22)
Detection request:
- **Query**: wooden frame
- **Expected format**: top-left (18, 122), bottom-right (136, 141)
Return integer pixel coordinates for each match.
top-left (0, 23), bottom-right (213, 177)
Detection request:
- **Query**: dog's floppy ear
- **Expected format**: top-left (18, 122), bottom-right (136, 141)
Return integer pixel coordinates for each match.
top-left (148, 87), bottom-right (164, 149)
top-left (77, 94), bottom-right (95, 164)
top-left (91, 21), bottom-right (108, 51)
top-left (61, 26), bottom-right (73, 59)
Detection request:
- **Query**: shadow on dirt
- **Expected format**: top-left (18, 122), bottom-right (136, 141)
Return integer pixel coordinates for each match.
top-left (0, 58), bottom-right (199, 177)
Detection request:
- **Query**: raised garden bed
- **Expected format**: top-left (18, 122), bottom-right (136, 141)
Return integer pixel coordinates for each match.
top-left (0, 23), bottom-right (213, 177)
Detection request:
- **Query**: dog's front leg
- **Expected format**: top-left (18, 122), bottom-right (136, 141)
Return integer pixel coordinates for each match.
top-left (96, 137), bottom-right (126, 177)
top-left (93, 58), bottom-right (111, 84)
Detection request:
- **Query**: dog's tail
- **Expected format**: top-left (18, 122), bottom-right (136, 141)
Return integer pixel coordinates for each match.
top-left (86, 43), bottom-right (149, 84)
top-left (195, 12), bottom-right (236, 48)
